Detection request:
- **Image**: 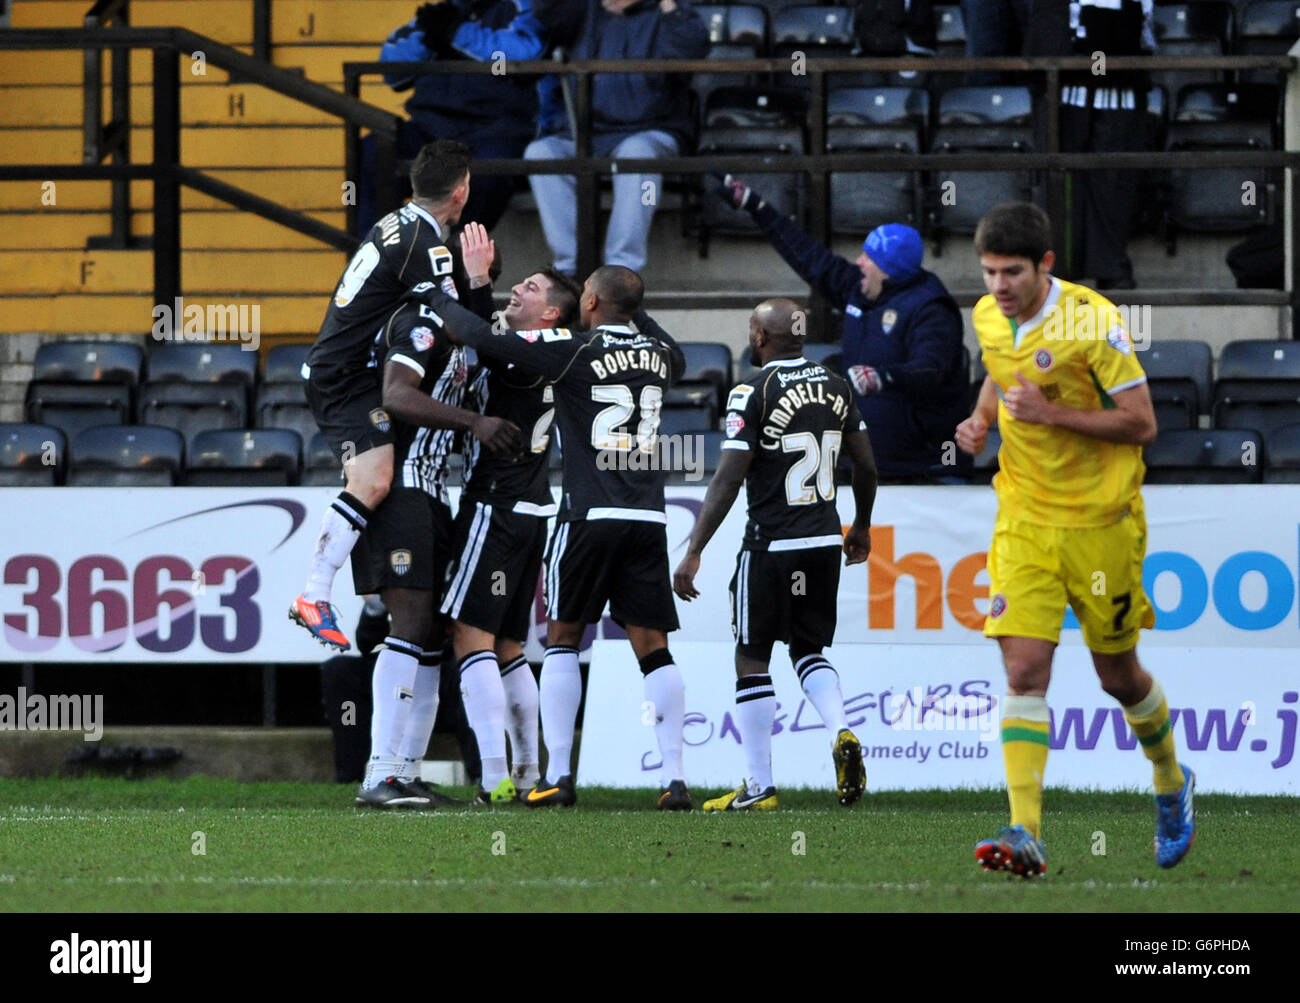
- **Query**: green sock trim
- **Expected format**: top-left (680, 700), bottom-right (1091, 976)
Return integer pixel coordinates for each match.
top-left (1002, 726), bottom-right (1051, 747)
top-left (1135, 718), bottom-right (1172, 748)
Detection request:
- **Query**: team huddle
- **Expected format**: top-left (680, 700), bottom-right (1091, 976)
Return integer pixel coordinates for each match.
top-left (289, 141), bottom-right (1196, 878)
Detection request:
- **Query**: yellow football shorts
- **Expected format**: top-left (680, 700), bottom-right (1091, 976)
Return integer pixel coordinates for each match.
top-left (983, 503), bottom-right (1155, 653)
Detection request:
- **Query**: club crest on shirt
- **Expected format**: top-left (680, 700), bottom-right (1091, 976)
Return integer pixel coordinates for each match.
top-left (881, 309), bottom-right (898, 334)
top-left (440, 275), bottom-right (459, 300)
top-left (1034, 349), bottom-right (1054, 371)
top-left (369, 408), bottom-right (391, 432)
top-left (390, 549), bottom-right (412, 576)
top-left (725, 412), bottom-right (745, 438)
top-left (515, 329), bottom-right (542, 343)
top-left (410, 326), bottom-right (435, 354)
top-left (989, 593), bottom-right (1007, 618)
top-left (1106, 324), bottom-right (1133, 355)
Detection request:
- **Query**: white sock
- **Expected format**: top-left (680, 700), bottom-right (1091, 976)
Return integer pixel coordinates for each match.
top-left (736, 674), bottom-right (776, 792)
top-left (540, 646), bottom-right (582, 783)
top-left (303, 492), bottom-right (371, 603)
top-left (363, 636), bottom-right (420, 789)
top-left (460, 650), bottom-right (508, 790)
top-left (643, 659), bottom-right (685, 786)
top-left (396, 657), bottom-right (442, 763)
top-left (796, 654), bottom-right (848, 738)
top-left (500, 655), bottom-right (540, 787)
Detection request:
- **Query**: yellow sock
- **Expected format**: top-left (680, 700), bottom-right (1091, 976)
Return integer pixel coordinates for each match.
top-left (1123, 678), bottom-right (1185, 795)
top-left (1001, 695), bottom-right (1050, 840)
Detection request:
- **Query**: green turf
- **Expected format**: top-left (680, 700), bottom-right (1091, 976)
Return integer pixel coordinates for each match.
top-left (0, 778), bottom-right (1293, 912)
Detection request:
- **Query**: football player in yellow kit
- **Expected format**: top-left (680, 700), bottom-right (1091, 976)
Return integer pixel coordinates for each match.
top-left (955, 202), bottom-right (1195, 877)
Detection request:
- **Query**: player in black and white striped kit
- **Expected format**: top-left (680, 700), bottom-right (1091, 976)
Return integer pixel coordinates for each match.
top-left (354, 293), bottom-right (523, 809)
top-left (418, 239), bottom-right (695, 810)
top-left (438, 255), bottom-right (583, 803)
top-left (673, 299), bottom-right (878, 812)
top-left (291, 140), bottom-right (473, 652)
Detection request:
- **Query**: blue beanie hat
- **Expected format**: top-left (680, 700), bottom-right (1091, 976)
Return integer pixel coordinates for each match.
top-left (862, 223), bottom-right (924, 282)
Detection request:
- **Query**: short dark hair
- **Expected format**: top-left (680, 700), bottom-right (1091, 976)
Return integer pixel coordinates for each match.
top-left (974, 202), bottom-right (1053, 265)
top-left (587, 265), bottom-right (643, 318)
top-left (538, 267), bottom-right (582, 327)
top-left (409, 139), bottom-right (472, 202)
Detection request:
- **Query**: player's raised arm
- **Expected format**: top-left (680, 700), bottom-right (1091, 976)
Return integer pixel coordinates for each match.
top-left (632, 307), bottom-right (686, 386)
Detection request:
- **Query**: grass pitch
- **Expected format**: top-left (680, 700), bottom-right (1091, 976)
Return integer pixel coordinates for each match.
top-left (0, 778), bottom-right (1294, 912)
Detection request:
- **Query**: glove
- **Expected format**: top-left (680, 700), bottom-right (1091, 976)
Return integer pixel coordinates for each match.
top-left (708, 168), bottom-right (764, 213)
top-left (414, 1), bottom-right (467, 47)
top-left (848, 364), bottom-right (883, 396)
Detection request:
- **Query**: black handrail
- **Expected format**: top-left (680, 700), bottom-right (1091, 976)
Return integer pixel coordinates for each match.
top-left (83, 0), bottom-right (134, 249)
top-left (0, 24), bottom-right (1294, 327)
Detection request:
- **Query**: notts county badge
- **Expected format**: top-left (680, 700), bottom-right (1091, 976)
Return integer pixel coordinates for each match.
top-left (881, 309), bottom-right (897, 334)
top-left (369, 408), bottom-right (392, 433)
top-left (390, 549), bottom-right (412, 576)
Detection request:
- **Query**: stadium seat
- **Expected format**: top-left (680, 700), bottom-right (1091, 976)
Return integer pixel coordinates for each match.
top-left (68, 425), bottom-right (185, 487)
top-left (1143, 339), bottom-right (1213, 428)
top-left (667, 342), bottom-right (733, 415)
top-left (771, 3), bottom-right (857, 84)
top-left (1150, 2), bottom-right (1233, 103)
top-left (262, 342), bottom-right (312, 384)
top-left (1263, 423), bottom-right (1300, 482)
top-left (826, 87), bottom-right (928, 231)
top-left (255, 382), bottom-right (319, 446)
top-left (802, 342), bottom-right (844, 372)
top-left (1163, 83), bottom-right (1277, 235)
top-left (698, 429), bottom-right (725, 476)
top-left (1143, 428), bottom-right (1263, 483)
top-left (929, 86), bottom-right (1036, 238)
top-left (692, 5), bottom-right (770, 102)
top-left (970, 425), bottom-right (1001, 485)
top-left (659, 404), bottom-right (718, 436)
top-left (146, 343), bottom-right (258, 386)
top-left (1211, 339), bottom-right (1300, 436)
top-left (24, 340), bottom-right (142, 446)
top-left (302, 432), bottom-right (343, 487)
top-left (933, 4), bottom-right (966, 59)
top-left (698, 88), bottom-right (806, 238)
top-left (0, 423), bottom-right (65, 486)
top-left (139, 382), bottom-right (249, 451)
top-left (1236, 0), bottom-right (1300, 81)
top-left (186, 428), bottom-right (302, 486)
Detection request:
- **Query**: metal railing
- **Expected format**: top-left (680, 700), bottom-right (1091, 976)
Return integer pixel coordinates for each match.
top-left (0, 21), bottom-right (1294, 327)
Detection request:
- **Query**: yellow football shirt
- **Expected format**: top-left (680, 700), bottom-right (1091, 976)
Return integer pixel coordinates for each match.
top-left (973, 276), bottom-right (1147, 527)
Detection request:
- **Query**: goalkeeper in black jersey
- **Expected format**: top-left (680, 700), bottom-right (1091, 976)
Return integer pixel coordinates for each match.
top-left (292, 140), bottom-right (472, 652)
top-left (421, 228), bottom-right (695, 810)
top-left (673, 299), bottom-right (879, 811)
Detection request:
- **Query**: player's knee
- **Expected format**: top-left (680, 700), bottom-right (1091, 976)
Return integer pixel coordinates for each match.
top-left (788, 643), bottom-right (823, 665)
top-left (735, 642), bottom-right (774, 665)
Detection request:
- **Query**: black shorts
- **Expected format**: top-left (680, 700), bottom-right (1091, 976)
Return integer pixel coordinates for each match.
top-left (439, 500), bottom-right (548, 643)
top-left (730, 545), bottom-right (840, 652)
top-left (304, 365), bottom-right (394, 461)
top-left (351, 486), bottom-right (454, 594)
top-left (544, 518), bottom-right (679, 632)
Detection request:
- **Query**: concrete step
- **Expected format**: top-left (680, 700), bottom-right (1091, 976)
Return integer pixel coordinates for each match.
top-left (0, 172), bottom-right (350, 212)
top-left (0, 248), bottom-right (345, 294)
top-left (13, 0), bottom-right (418, 45)
top-left (0, 208), bottom-right (345, 249)
top-left (0, 126), bottom-right (345, 168)
top-left (0, 80), bottom-right (405, 127)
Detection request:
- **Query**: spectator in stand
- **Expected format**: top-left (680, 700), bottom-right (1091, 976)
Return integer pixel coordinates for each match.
top-left (714, 173), bottom-right (970, 483)
top-left (525, 0), bottom-right (709, 275)
top-left (1056, 0), bottom-right (1157, 289)
top-left (360, 0), bottom-right (549, 234)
